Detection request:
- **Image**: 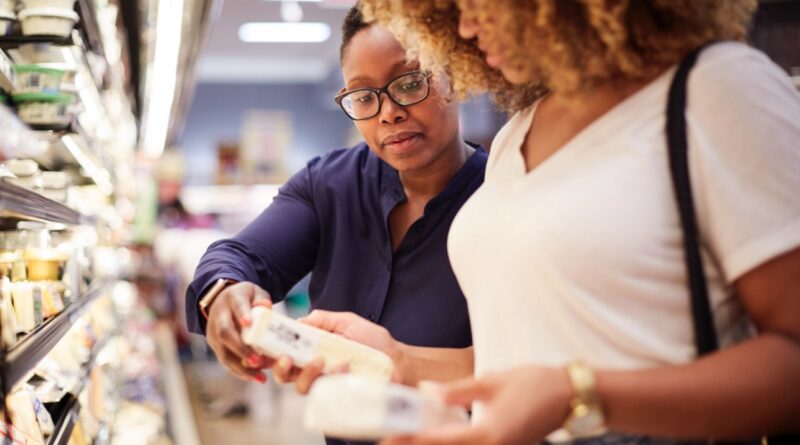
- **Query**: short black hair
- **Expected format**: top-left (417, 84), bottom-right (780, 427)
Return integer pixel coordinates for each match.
top-left (340, 4), bottom-right (370, 63)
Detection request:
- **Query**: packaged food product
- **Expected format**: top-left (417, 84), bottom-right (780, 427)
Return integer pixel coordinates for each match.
top-left (23, 0), bottom-right (77, 9)
top-left (18, 7), bottom-right (79, 37)
top-left (7, 388), bottom-right (46, 445)
top-left (19, 221), bottom-right (68, 282)
top-left (40, 281), bottom-right (65, 318)
top-left (14, 64), bottom-right (66, 94)
top-left (241, 306), bottom-right (394, 380)
top-left (0, 0), bottom-right (15, 13)
top-left (0, 276), bottom-right (18, 347)
top-left (304, 375), bottom-right (469, 441)
top-left (11, 281), bottom-right (42, 332)
top-left (5, 158), bottom-right (41, 190)
top-left (0, 9), bottom-right (14, 36)
top-left (28, 388), bottom-right (55, 437)
top-left (36, 170), bottom-right (69, 203)
top-left (12, 92), bottom-right (74, 126)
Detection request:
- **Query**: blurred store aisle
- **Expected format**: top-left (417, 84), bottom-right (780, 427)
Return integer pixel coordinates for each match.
top-left (184, 360), bottom-right (325, 445)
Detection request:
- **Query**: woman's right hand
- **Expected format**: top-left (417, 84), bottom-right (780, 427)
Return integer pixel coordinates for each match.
top-left (205, 281), bottom-right (275, 383)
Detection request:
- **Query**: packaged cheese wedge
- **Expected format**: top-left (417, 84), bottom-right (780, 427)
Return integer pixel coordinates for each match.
top-left (241, 306), bottom-right (393, 380)
top-left (304, 374), bottom-right (469, 441)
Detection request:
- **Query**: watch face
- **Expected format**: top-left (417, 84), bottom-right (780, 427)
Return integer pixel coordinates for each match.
top-left (566, 404), bottom-right (605, 436)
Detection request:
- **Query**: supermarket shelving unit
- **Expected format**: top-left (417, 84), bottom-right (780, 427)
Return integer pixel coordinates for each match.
top-left (0, 1), bottom-right (119, 443)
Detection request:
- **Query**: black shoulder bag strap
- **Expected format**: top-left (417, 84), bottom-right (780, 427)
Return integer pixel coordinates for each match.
top-left (666, 43), bottom-right (800, 445)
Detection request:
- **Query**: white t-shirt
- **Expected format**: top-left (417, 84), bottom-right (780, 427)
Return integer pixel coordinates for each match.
top-left (448, 42), bottom-right (800, 380)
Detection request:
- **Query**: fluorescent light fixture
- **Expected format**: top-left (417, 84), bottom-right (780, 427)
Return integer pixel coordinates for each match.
top-left (62, 134), bottom-right (114, 195)
top-left (142, 0), bottom-right (185, 158)
top-left (239, 22), bottom-right (331, 43)
top-left (281, 1), bottom-right (303, 22)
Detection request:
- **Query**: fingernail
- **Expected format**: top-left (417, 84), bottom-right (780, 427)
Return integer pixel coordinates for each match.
top-left (254, 374), bottom-right (267, 384)
top-left (248, 354), bottom-right (260, 367)
top-left (240, 315), bottom-right (251, 327)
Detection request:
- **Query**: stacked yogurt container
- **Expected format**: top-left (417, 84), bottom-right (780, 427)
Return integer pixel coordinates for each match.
top-left (18, 0), bottom-right (78, 38)
top-left (0, 0), bottom-right (15, 36)
top-left (11, 64), bottom-right (76, 126)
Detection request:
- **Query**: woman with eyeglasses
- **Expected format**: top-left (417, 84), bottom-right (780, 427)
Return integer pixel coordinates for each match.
top-left (184, 5), bottom-right (486, 438)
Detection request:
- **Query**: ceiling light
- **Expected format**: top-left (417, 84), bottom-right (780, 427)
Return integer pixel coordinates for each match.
top-left (281, 1), bottom-right (303, 22)
top-left (239, 22), bottom-right (331, 43)
top-left (142, 0), bottom-right (185, 158)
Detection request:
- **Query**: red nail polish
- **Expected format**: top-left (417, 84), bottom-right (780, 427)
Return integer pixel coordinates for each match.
top-left (248, 354), bottom-right (259, 367)
top-left (254, 374), bottom-right (267, 384)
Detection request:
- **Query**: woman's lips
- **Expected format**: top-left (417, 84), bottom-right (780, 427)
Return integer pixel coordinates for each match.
top-left (382, 132), bottom-right (423, 154)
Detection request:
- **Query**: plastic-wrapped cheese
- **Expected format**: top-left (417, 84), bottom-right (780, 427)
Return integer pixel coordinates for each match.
top-left (304, 375), bottom-right (469, 441)
top-left (241, 306), bottom-right (393, 380)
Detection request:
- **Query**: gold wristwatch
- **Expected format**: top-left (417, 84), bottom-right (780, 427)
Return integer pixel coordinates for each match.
top-left (563, 362), bottom-right (606, 437)
top-left (199, 278), bottom-right (234, 319)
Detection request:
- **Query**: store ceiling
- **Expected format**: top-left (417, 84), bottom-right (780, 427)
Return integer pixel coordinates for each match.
top-left (197, 0), bottom-right (356, 83)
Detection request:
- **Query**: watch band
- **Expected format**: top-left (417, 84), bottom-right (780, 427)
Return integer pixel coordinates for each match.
top-left (563, 362), bottom-right (606, 437)
top-left (199, 278), bottom-right (234, 320)
top-left (567, 362), bottom-right (599, 406)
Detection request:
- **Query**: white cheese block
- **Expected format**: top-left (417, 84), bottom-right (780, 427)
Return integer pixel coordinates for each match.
top-left (241, 306), bottom-right (394, 380)
top-left (304, 374), bottom-right (469, 441)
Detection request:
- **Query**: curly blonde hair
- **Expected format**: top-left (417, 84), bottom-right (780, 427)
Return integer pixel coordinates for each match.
top-left (360, 0), bottom-right (757, 112)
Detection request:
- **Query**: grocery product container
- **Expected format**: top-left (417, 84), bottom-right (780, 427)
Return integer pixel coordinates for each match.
top-left (14, 64), bottom-right (66, 94)
top-left (18, 7), bottom-right (79, 37)
top-left (12, 91), bottom-right (74, 126)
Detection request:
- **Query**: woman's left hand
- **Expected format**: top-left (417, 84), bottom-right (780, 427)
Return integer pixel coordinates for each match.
top-left (270, 310), bottom-right (406, 394)
top-left (382, 365), bottom-right (573, 445)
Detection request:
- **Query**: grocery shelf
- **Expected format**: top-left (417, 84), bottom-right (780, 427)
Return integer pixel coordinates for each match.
top-left (47, 394), bottom-right (80, 445)
top-left (30, 123), bottom-right (73, 133)
top-left (71, 331), bottom-right (113, 396)
top-left (0, 35), bottom-right (73, 50)
top-left (0, 279), bottom-right (112, 394)
top-left (0, 179), bottom-right (87, 228)
top-left (156, 322), bottom-right (202, 445)
top-left (45, 329), bottom-right (115, 445)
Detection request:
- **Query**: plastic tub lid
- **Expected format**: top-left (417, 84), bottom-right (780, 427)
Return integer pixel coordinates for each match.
top-left (6, 159), bottom-right (40, 177)
top-left (38, 171), bottom-right (70, 189)
top-left (11, 91), bottom-right (74, 103)
top-left (13, 64), bottom-right (65, 76)
top-left (18, 221), bottom-right (66, 232)
top-left (18, 7), bottom-right (79, 21)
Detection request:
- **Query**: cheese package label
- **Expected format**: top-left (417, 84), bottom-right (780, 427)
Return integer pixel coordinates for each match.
top-left (304, 375), bottom-right (468, 441)
top-left (241, 306), bottom-right (393, 380)
top-left (254, 311), bottom-right (319, 365)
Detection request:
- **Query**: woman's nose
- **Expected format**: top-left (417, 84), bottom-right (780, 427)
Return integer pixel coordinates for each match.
top-left (378, 93), bottom-right (408, 125)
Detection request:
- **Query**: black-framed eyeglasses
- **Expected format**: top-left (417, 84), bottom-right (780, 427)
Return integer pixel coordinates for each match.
top-left (334, 70), bottom-right (432, 121)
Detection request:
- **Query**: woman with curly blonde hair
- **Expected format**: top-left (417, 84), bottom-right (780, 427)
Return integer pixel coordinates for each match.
top-left (348, 0), bottom-right (800, 444)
